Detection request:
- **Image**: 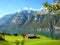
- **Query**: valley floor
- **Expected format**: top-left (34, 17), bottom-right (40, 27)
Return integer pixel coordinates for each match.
top-left (0, 35), bottom-right (60, 45)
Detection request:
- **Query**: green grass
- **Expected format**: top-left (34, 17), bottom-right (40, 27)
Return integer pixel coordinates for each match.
top-left (0, 35), bottom-right (60, 45)
top-left (24, 40), bottom-right (60, 45)
top-left (5, 35), bottom-right (23, 42)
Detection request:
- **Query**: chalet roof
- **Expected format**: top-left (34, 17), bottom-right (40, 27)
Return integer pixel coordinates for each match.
top-left (25, 34), bottom-right (35, 37)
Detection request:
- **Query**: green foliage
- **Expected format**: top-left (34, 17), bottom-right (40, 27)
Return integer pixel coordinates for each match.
top-left (43, 2), bottom-right (52, 12)
top-left (43, 1), bottom-right (60, 15)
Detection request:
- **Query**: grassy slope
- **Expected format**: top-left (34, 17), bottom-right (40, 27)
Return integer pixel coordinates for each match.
top-left (24, 36), bottom-right (60, 45)
top-left (24, 39), bottom-right (60, 45)
top-left (0, 35), bottom-right (60, 45)
top-left (5, 35), bottom-right (23, 42)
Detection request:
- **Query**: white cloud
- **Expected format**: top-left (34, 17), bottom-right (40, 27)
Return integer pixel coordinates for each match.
top-left (24, 7), bottom-right (29, 10)
top-left (24, 7), bottom-right (40, 11)
top-left (17, 7), bottom-right (45, 13)
top-left (40, 6), bottom-right (45, 10)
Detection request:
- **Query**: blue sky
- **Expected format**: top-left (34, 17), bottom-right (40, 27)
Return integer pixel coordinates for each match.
top-left (0, 0), bottom-right (54, 18)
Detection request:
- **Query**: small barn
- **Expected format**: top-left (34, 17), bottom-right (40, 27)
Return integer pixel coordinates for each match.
top-left (22, 34), bottom-right (38, 39)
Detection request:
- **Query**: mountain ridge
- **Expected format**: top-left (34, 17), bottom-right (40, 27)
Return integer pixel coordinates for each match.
top-left (0, 10), bottom-right (60, 34)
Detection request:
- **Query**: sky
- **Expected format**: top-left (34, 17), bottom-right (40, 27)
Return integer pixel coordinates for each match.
top-left (0, 0), bottom-right (54, 18)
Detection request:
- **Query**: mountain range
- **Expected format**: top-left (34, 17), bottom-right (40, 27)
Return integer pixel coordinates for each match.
top-left (0, 10), bottom-right (60, 34)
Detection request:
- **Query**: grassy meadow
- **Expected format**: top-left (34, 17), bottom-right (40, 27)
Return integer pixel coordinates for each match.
top-left (0, 35), bottom-right (60, 45)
